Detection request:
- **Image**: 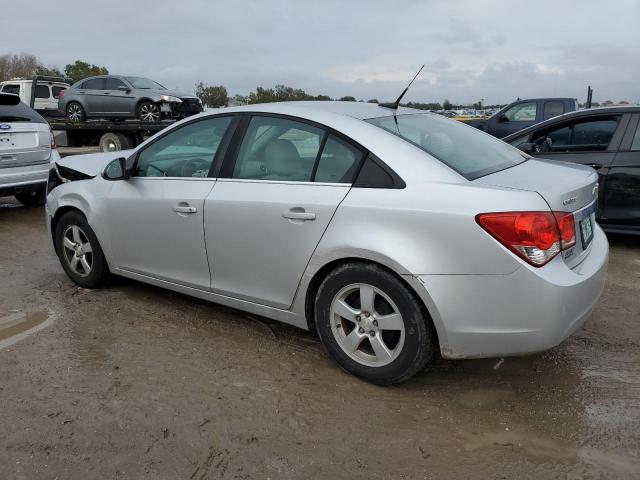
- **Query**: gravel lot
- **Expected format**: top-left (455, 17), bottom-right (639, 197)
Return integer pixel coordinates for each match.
top-left (1, 198), bottom-right (639, 480)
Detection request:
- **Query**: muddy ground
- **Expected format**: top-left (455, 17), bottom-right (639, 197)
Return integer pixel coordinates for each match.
top-left (0, 198), bottom-right (639, 480)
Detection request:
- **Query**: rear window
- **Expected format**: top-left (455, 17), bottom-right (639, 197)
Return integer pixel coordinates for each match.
top-left (0, 98), bottom-right (47, 123)
top-left (52, 86), bottom-right (66, 98)
top-left (365, 113), bottom-right (526, 180)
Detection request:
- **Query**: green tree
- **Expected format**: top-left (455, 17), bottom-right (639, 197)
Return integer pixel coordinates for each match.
top-left (35, 64), bottom-right (63, 77)
top-left (315, 94), bottom-right (332, 101)
top-left (367, 99), bottom-right (379, 103)
top-left (339, 96), bottom-right (356, 102)
top-left (195, 82), bottom-right (228, 108)
top-left (64, 60), bottom-right (109, 83)
top-left (0, 53), bottom-right (40, 81)
top-left (442, 99), bottom-right (453, 110)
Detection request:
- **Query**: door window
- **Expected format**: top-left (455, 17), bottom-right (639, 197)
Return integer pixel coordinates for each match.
top-left (314, 135), bottom-right (363, 183)
top-left (135, 116), bottom-right (233, 178)
top-left (106, 78), bottom-right (127, 91)
top-left (52, 86), bottom-right (66, 98)
top-left (82, 78), bottom-right (106, 90)
top-left (233, 116), bottom-right (324, 181)
top-left (2, 84), bottom-right (20, 95)
top-left (532, 117), bottom-right (619, 153)
top-left (35, 85), bottom-right (50, 99)
top-left (504, 102), bottom-right (537, 121)
top-left (630, 122), bottom-right (640, 151)
top-left (543, 101), bottom-right (564, 120)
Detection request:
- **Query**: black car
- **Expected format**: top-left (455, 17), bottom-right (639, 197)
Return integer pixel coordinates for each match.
top-left (504, 106), bottom-right (640, 234)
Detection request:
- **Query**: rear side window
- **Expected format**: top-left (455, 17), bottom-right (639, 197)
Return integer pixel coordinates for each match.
top-left (35, 85), bottom-right (50, 99)
top-left (232, 116), bottom-right (323, 182)
top-left (543, 101), bottom-right (564, 120)
top-left (354, 154), bottom-right (405, 188)
top-left (82, 78), bottom-right (106, 90)
top-left (52, 86), bottom-right (66, 98)
top-left (314, 135), bottom-right (363, 183)
top-left (366, 113), bottom-right (526, 180)
top-left (2, 84), bottom-right (20, 95)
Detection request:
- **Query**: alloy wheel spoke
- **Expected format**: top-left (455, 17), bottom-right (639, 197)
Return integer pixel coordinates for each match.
top-left (71, 226), bottom-right (82, 244)
top-left (70, 255), bottom-right (79, 272)
top-left (80, 256), bottom-right (91, 273)
top-left (376, 312), bottom-right (403, 331)
top-left (369, 336), bottom-right (393, 362)
top-left (342, 329), bottom-right (363, 353)
top-left (82, 242), bottom-right (93, 254)
top-left (333, 299), bottom-right (358, 323)
top-left (359, 285), bottom-right (375, 313)
top-left (63, 237), bottom-right (76, 250)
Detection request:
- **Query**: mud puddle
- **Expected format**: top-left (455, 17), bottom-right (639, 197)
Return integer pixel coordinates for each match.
top-left (0, 309), bottom-right (53, 349)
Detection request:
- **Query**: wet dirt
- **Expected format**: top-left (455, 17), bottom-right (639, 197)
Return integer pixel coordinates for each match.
top-left (0, 198), bottom-right (639, 479)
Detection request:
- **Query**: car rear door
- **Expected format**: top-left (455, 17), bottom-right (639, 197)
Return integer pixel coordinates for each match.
top-left (204, 114), bottom-right (364, 309)
top-left (105, 115), bottom-right (237, 289)
top-left (600, 113), bottom-right (640, 230)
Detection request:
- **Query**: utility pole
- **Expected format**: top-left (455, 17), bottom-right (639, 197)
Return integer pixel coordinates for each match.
top-left (586, 86), bottom-right (593, 109)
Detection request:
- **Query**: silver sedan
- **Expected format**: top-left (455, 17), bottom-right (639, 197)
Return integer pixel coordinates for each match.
top-left (45, 101), bottom-right (608, 384)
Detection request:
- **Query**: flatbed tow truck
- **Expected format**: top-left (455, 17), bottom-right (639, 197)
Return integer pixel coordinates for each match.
top-left (25, 76), bottom-right (179, 156)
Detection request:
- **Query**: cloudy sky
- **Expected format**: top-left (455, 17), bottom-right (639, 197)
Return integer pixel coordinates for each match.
top-left (2, 0), bottom-right (639, 104)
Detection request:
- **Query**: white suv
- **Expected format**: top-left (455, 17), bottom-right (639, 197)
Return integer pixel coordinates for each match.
top-left (0, 93), bottom-right (60, 206)
top-left (0, 79), bottom-right (69, 114)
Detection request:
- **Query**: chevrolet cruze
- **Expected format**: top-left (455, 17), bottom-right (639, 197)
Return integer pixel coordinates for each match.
top-left (45, 101), bottom-right (608, 384)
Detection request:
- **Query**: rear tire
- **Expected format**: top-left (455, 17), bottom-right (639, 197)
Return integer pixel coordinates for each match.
top-left (14, 186), bottom-right (45, 207)
top-left (66, 102), bottom-right (85, 122)
top-left (54, 211), bottom-right (109, 288)
top-left (315, 262), bottom-right (435, 385)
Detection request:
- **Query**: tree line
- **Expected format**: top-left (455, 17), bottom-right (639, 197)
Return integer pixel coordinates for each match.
top-left (0, 53), bottom-right (109, 84)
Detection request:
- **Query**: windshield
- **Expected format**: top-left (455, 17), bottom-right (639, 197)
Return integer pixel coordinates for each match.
top-left (124, 77), bottom-right (166, 90)
top-left (365, 113), bottom-right (526, 180)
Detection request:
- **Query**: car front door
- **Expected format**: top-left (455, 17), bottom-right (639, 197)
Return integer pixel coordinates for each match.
top-left (600, 114), bottom-right (640, 230)
top-left (105, 115), bottom-right (237, 289)
top-left (492, 101), bottom-right (538, 138)
top-left (204, 115), bottom-right (364, 309)
top-left (526, 114), bottom-right (625, 218)
top-left (104, 77), bottom-right (135, 117)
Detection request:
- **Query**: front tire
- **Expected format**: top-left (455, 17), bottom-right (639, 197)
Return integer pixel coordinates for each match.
top-left (54, 211), bottom-right (108, 288)
top-left (137, 101), bottom-right (161, 122)
top-left (315, 263), bottom-right (435, 385)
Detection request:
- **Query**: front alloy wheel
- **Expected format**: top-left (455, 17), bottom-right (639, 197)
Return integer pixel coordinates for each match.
top-left (62, 225), bottom-right (93, 277)
top-left (138, 102), bottom-right (161, 122)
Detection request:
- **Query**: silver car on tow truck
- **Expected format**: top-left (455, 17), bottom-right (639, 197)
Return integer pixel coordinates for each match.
top-left (45, 101), bottom-right (608, 384)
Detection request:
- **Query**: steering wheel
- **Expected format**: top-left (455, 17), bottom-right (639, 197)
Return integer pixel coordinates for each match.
top-left (180, 158), bottom-right (210, 177)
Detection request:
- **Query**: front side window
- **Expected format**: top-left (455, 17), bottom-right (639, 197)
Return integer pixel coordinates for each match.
top-left (135, 116), bottom-right (232, 178)
top-left (233, 116), bottom-right (323, 182)
top-left (543, 101), bottom-right (565, 120)
top-left (82, 78), bottom-right (106, 90)
top-left (366, 113), bottom-right (526, 180)
top-left (532, 117), bottom-right (619, 153)
top-left (106, 78), bottom-right (127, 91)
top-left (504, 102), bottom-right (537, 122)
top-left (1, 84), bottom-right (20, 95)
top-left (35, 85), bottom-right (50, 99)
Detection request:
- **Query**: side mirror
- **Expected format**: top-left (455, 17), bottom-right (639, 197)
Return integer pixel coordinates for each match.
top-left (516, 142), bottom-right (537, 154)
top-left (498, 114), bottom-right (509, 123)
top-left (117, 85), bottom-right (130, 92)
top-left (103, 157), bottom-right (129, 180)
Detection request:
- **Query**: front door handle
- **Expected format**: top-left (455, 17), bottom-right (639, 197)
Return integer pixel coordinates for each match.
top-left (282, 210), bottom-right (316, 221)
top-left (173, 205), bottom-right (197, 214)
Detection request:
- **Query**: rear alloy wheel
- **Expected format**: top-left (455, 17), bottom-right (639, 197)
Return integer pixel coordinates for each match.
top-left (55, 211), bottom-right (108, 288)
top-left (14, 186), bottom-right (45, 207)
top-left (66, 102), bottom-right (85, 122)
top-left (315, 263), bottom-right (435, 385)
top-left (137, 101), bottom-right (161, 122)
top-left (99, 132), bottom-right (132, 152)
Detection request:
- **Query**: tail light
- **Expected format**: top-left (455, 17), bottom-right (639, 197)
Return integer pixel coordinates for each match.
top-left (50, 128), bottom-right (56, 149)
top-left (476, 211), bottom-right (576, 267)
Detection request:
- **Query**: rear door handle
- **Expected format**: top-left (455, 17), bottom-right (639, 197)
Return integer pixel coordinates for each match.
top-left (173, 205), bottom-right (197, 214)
top-left (282, 210), bottom-right (316, 221)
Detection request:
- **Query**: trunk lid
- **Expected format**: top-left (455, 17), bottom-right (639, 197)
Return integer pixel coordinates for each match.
top-left (475, 158), bottom-right (599, 268)
top-left (0, 122), bottom-right (51, 167)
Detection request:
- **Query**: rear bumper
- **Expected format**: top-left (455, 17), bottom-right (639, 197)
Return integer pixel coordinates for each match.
top-left (415, 224), bottom-right (609, 359)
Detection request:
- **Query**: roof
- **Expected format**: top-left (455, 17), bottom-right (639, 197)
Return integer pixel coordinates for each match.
top-left (221, 100), bottom-right (424, 120)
